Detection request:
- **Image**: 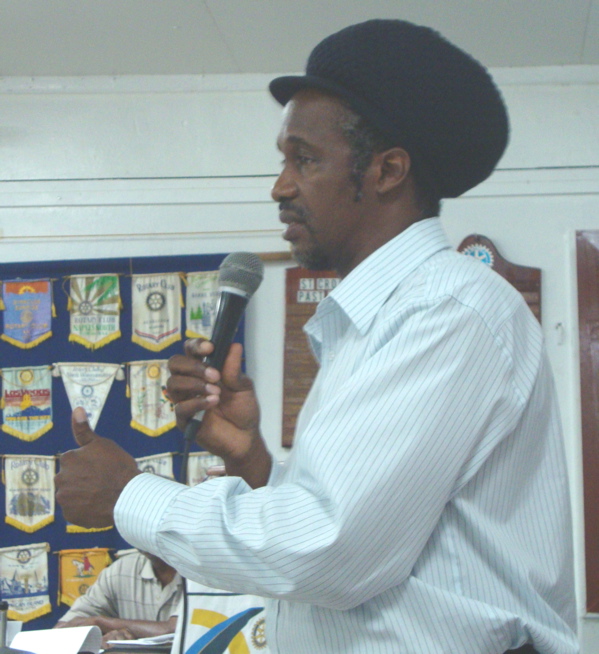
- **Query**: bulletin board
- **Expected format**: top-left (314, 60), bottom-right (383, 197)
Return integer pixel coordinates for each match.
top-left (0, 251), bottom-right (237, 630)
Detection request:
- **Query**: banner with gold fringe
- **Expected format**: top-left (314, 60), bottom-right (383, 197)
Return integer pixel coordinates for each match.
top-left (3, 455), bottom-right (55, 532)
top-left (131, 273), bottom-right (183, 351)
top-left (0, 542), bottom-right (51, 621)
top-left (52, 362), bottom-right (124, 430)
top-left (185, 270), bottom-right (220, 339)
top-left (1, 365), bottom-right (53, 441)
top-left (136, 451), bottom-right (175, 479)
top-left (128, 360), bottom-right (176, 436)
top-left (65, 522), bottom-right (113, 534)
top-left (187, 452), bottom-right (225, 487)
top-left (68, 274), bottom-right (121, 349)
top-left (57, 548), bottom-right (112, 607)
top-left (0, 279), bottom-right (54, 348)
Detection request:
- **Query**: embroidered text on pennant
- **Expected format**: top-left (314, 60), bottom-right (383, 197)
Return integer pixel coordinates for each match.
top-left (185, 270), bottom-right (220, 339)
top-left (69, 274), bottom-right (121, 349)
top-left (131, 273), bottom-right (182, 351)
top-left (53, 362), bottom-right (123, 430)
top-left (57, 548), bottom-right (112, 607)
top-left (1, 365), bottom-right (53, 441)
top-left (128, 360), bottom-right (175, 436)
top-left (3, 455), bottom-right (55, 532)
top-left (0, 542), bottom-right (51, 621)
top-left (1, 279), bottom-right (53, 348)
top-left (136, 452), bottom-right (175, 479)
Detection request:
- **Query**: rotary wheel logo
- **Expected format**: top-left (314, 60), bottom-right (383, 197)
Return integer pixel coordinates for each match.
top-left (19, 369), bottom-right (34, 385)
top-left (79, 583), bottom-right (90, 595)
top-left (251, 617), bottom-right (267, 649)
top-left (79, 300), bottom-right (93, 315)
top-left (22, 467), bottom-right (39, 486)
top-left (17, 549), bottom-right (32, 564)
top-left (147, 364), bottom-right (161, 380)
top-left (142, 464), bottom-right (156, 474)
top-left (20, 309), bottom-right (34, 324)
top-left (461, 243), bottom-right (494, 267)
top-left (146, 291), bottom-right (165, 311)
top-left (81, 385), bottom-right (94, 398)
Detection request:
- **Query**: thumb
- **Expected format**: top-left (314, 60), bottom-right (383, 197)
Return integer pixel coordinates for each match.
top-left (221, 342), bottom-right (252, 392)
top-left (71, 407), bottom-right (98, 447)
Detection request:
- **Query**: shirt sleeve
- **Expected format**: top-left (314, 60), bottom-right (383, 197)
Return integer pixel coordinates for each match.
top-left (116, 295), bottom-right (532, 611)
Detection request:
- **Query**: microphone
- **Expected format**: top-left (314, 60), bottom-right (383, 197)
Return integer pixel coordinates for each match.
top-left (180, 252), bottom-right (264, 481)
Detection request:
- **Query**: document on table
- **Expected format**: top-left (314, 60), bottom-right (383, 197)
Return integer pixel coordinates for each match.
top-left (105, 632), bottom-right (175, 650)
top-left (10, 625), bottom-right (102, 653)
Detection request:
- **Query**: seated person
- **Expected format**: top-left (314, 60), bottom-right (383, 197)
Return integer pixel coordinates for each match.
top-left (55, 549), bottom-right (182, 648)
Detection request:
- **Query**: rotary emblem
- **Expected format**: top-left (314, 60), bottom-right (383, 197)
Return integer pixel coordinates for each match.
top-left (78, 300), bottom-right (93, 315)
top-left (17, 549), bottom-right (32, 564)
top-left (146, 291), bottom-right (165, 311)
top-left (461, 243), bottom-right (494, 267)
top-left (21, 467), bottom-right (39, 486)
top-left (147, 364), bottom-right (161, 379)
top-left (251, 617), bottom-right (267, 649)
top-left (19, 369), bottom-right (34, 385)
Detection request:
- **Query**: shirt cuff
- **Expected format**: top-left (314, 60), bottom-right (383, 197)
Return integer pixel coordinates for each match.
top-left (114, 473), bottom-right (186, 554)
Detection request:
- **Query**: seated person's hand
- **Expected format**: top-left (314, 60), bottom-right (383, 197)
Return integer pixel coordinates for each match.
top-left (102, 626), bottom-right (135, 648)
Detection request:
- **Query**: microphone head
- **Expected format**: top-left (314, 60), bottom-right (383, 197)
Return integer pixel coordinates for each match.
top-left (218, 252), bottom-right (264, 298)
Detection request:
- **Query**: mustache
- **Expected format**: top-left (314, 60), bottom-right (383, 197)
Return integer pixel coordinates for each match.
top-left (279, 201), bottom-right (309, 222)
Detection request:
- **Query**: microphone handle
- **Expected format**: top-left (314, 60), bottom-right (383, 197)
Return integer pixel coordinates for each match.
top-left (180, 290), bottom-right (249, 482)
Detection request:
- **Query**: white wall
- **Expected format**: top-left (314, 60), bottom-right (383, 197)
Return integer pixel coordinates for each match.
top-left (2, 68), bottom-right (599, 650)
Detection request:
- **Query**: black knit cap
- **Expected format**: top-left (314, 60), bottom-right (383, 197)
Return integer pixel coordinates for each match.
top-left (269, 19), bottom-right (509, 198)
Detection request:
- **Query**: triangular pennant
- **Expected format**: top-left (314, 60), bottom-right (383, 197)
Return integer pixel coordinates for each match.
top-left (53, 362), bottom-right (121, 430)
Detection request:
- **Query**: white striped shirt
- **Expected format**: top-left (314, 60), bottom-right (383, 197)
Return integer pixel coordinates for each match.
top-left (115, 218), bottom-right (578, 653)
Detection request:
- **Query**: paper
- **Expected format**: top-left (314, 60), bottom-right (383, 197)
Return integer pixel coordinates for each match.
top-left (105, 632), bottom-right (174, 650)
top-left (11, 625), bottom-right (102, 654)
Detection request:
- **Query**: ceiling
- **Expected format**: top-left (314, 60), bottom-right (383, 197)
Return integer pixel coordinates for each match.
top-left (0, 0), bottom-right (598, 77)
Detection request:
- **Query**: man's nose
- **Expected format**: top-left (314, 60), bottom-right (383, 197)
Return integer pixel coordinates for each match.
top-left (271, 167), bottom-right (298, 202)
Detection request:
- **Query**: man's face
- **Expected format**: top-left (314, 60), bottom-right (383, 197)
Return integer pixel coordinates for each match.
top-left (272, 89), bottom-right (371, 276)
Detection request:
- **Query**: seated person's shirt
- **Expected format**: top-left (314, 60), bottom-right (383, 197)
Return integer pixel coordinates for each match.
top-left (60, 551), bottom-right (183, 622)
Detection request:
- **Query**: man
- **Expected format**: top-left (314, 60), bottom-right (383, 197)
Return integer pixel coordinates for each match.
top-left (55, 550), bottom-right (182, 648)
top-left (55, 19), bottom-right (578, 653)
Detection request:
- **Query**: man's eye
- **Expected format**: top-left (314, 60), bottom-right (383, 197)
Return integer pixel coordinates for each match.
top-left (297, 155), bottom-right (314, 166)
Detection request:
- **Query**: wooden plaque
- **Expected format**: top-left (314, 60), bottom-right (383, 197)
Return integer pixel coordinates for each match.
top-left (458, 234), bottom-right (542, 322)
top-left (576, 230), bottom-right (599, 612)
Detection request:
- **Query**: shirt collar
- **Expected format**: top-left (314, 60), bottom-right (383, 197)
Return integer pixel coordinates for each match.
top-left (323, 218), bottom-right (451, 335)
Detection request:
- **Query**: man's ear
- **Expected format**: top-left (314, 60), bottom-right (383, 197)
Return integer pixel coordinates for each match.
top-left (374, 147), bottom-right (411, 195)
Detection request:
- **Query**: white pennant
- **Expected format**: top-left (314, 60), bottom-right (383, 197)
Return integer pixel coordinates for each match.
top-left (53, 363), bottom-right (123, 430)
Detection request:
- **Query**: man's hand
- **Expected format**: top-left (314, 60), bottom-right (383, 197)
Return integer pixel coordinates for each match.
top-left (102, 626), bottom-right (136, 648)
top-left (55, 407), bottom-right (141, 529)
top-left (167, 339), bottom-right (272, 488)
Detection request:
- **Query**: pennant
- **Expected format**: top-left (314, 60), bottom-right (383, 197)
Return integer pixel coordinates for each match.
top-left (57, 548), bottom-right (112, 607)
top-left (131, 273), bottom-right (182, 351)
top-left (128, 360), bottom-right (176, 436)
top-left (187, 452), bottom-right (225, 487)
top-left (3, 455), bottom-right (55, 532)
top-left (185, 270), bottom-right (220, 339)
top-left (53, 362), bottom-right (123, 430)
top-left (136, 452), bottom-right (175, 479)
top-left (68, 274), bottom-right (121, 349)
top-left (172, 580), bottom-right (268, 654)
top-left (0, 279), bottom-right (53, 348)
top-left (0, 542), bottom-right (51, 621)
top-left (1, 366), bottom-right (53, 441)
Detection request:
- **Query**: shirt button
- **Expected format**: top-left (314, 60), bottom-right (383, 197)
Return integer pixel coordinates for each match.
top-left (328, 352), bottom-right (335, 361)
